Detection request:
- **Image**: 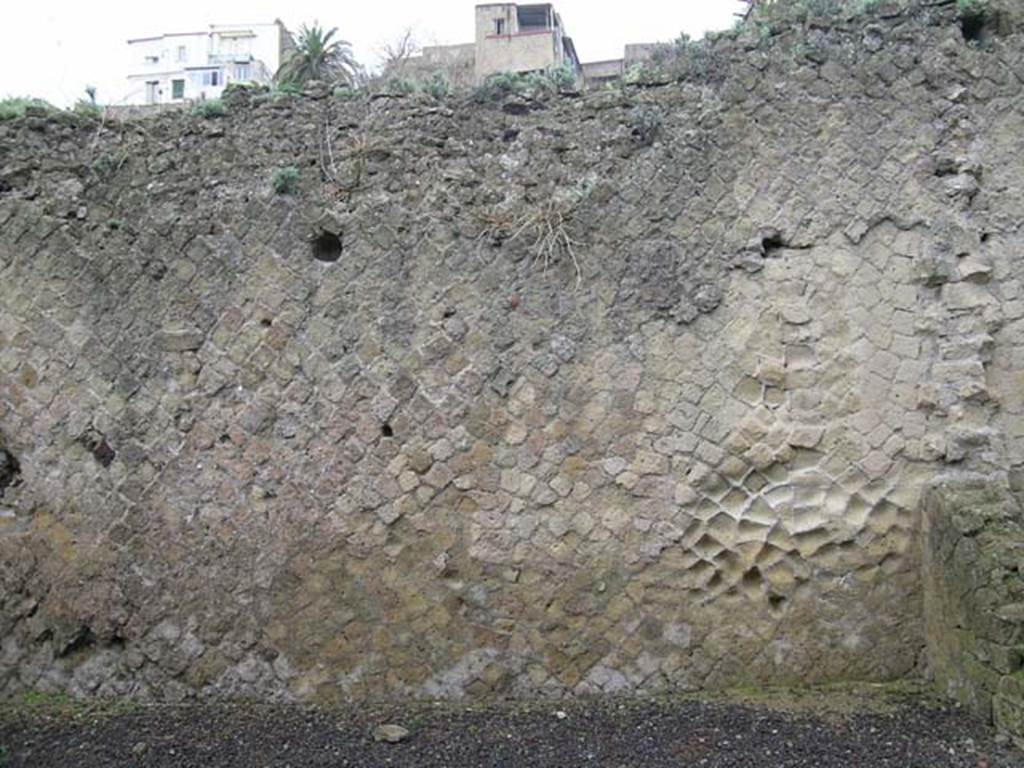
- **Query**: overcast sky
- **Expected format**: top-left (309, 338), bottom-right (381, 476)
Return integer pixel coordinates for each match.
top-left (3, 1), bottom-right (747, 106)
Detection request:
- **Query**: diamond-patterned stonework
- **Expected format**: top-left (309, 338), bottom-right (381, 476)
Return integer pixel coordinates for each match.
top-left (1, 1), bottom-right (1023, 710)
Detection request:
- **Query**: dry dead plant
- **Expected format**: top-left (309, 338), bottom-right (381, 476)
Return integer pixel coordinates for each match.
top-left (318, 104), bottom-right (381, 199)
top-left (472, 207), bottom-right (518, 256)
top-left (509, 199), bottom-right (583, 288)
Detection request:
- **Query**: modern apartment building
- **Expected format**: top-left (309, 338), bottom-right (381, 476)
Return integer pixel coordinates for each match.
top-left (125, 22), bottom-right (289, 105)
top-left (398, 4), bottom-right (581, 86)
top-left (473, 3), bottom-right (581, 83)
top-left (395, 4), bottom-right (667, 90)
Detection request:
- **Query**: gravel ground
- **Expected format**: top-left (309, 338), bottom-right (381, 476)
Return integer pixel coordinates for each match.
top-left (1, 687), bottom-right (1020, 767)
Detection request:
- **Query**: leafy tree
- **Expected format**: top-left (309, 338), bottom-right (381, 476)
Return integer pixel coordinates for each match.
top-left (276, 23), bottom-right (361, 87)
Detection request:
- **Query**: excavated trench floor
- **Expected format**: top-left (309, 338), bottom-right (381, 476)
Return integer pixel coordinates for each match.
top-left (0, 684), bottom-right (1019, 767)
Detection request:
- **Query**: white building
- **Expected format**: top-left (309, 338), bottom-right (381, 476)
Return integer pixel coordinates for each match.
top-left (125, 22), bottom-right (289, 105)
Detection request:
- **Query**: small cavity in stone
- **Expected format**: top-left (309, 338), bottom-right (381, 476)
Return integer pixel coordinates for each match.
top-left (312, 231), bottom-right (343, 263)
top-left (0, 448), bottom-right (21, 497)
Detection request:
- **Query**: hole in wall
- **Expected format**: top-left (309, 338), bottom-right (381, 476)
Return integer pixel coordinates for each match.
top-left (79, 429), bottom-right (116, 468)
top-left (980, 232), bottom-right (991, 244)
top-left (761, 230), bottom-right (787, 258)
top-left (742, 566), bottom-right (763, 588)
top-left (260, 318), bottom-right (273, 327)
top-left (381, 423), bottom-right (394, 438)
top-left (92, 440), bottom-right (116, 468)
top-left (934, 158), bottom-right (958, 177)
top-left (768, 593), bottom-right (787, 610)
top-left (960, 9), bottom-right (998, 45)
top-left (312, 231), bottom-right (343, 263)
top-left (0, 447), bottom-right (21, 497)
top-left (58, 626), bottom-right (96, 658)
top-left (960, 13), bottom-right (985, 43)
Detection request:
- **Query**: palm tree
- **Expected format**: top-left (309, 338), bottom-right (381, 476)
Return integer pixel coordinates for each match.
top-left (276, 23), bottom-right (361, 87)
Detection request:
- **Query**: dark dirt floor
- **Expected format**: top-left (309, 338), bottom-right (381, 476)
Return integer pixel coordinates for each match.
top-left (0, 685), bottom-right (1021, 768)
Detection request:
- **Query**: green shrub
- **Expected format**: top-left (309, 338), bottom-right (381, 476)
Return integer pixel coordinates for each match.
top-left (474, 66), bottom-right (577, 101)
top-left (386, 77), bottom-right (417, 95)
top-left (522, 71), bottom-right (549, 92)
top-left (473, 72), bottom-right (529, 102)
top-left (192, 99), bottom-right (227, 118)
top-left (635, 32), bottom-right (729, 85)
top-left (91, 152), bottom-right (128, 179)
top-left (629, 104), bottom-right (663, 146)
top-left (333, 86), bottom-right (360, 100)
top-left (802, 0), bottom-right (846, 17)
top-left (272, 81), bottom-right (303, 96)
top-left (72, 99), bottom-right (103, 119)
top-left (522, 66), bottom-right (578, 94)
top-left (545, 64), bottom-right (578, 90)
top-left (623, 63), bottom-right (665, 86)
top-left (424, 72), bottom-right (450, 100)
top-left (957, 0), bottom-right (987, 12)
top-left (0, 97), bottom-right (52, 120)
top-left (271, 166), bottom-right (300, 195)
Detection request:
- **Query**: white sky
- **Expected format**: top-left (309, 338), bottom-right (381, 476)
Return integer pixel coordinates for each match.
top-left (2, 1), bottom-right (747, 107)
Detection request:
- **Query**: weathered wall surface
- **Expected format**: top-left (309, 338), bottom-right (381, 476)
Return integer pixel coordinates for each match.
top-left (923, 477), bottom-right (1024, 746)
top-left (1, 1), bottom-right (1023, 709)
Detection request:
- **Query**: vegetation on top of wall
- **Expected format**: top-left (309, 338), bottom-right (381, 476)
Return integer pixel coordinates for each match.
top-left (0, 97), bottom-right (54, 121)
top-left (71, 86), bottom-right (103, 120)
top-left (385, 76), bottom-right (418, 96)
top-left (622, 33), bottom-right (730, 89)
top-left (660, 34), bottom-right (730, 84)
top-left (423, 72), bottom-right (451, 100)
top-left (472, 65), bottom-right (579, 103)
top-left (622, 0), bottom-right (997, 88)
top-left (275, 22), bottom-right (363, 89)
top-left (472, 72), bottom-right (531, 102)
top-left (333, 86), bottom-right (361, 101)
top-left (735, 0), bottom-right (1002, 47)
top-left (741, 0), bottom-right (874, 21)
top-left (72, 100), bottom-right (103, 120)
top-left (192, 99), bottom-right (228, 119)
top-left (1, 87), bottom-right (105, 124)
top-left (271, 81), bottom-right (303, 97)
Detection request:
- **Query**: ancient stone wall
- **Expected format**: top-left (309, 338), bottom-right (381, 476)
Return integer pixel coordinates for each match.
top-left (0, 0), bottom-right (1022, 719)
top-left (924, 478), bottom-right (1024, 746)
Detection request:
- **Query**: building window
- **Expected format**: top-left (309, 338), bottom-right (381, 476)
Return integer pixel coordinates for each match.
top-left (144, 55), bottom-right (159, 64)
top-left (234, 63), bottom-right (251, 81)
top-left (171, 79), bottom-right (185, 99)
top-left (145, 81), bottom-right (159, 104)
top-left (201, 70), bottom-right (221, 86)
top-left (177, 45), bottom-right (187, 62)
top-left (494, 18), bottom-right (505, 35)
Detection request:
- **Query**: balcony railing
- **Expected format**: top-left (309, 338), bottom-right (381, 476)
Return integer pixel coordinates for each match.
top-left (207, 53), bottom-right (254, 65)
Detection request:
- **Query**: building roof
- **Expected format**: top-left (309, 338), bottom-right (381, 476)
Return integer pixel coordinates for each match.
top-left (128, 23), bottom-right (277, 45)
